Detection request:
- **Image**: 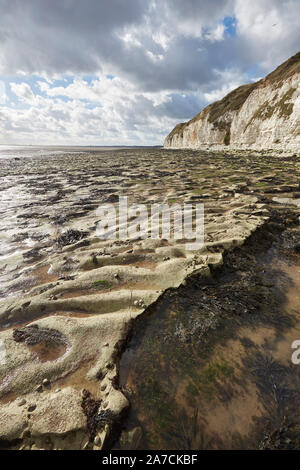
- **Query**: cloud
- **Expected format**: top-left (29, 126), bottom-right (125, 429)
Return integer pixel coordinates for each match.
top-left (205, 24), bottom-right (226, 42)
top-left (234, 0), bottom-right (300, 69)
top-left (11, 82), bottom-right (35, 102)
top-left (0, 0), bottom-right (299, 145)
top-left (2, 76), bottom-right (182, 145)
top-left (0, 81), bottom-right (6, 104)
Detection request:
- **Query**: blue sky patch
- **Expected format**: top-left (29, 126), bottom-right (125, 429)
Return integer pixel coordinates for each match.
top-left (223, 16), bottom-right (237, 37)
top-left (247, 63), bottom-right (261, 81)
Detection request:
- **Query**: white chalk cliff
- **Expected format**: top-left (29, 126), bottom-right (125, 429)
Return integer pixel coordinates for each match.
top-left (164, 52), bottom-right (300, 151)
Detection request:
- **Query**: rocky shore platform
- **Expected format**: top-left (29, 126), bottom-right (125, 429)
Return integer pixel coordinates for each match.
top-left (0, 147), bottom-right (299, 449)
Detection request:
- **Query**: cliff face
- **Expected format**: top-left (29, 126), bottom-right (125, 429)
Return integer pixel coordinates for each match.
top-left (164, 52), bottom-right (300, 150)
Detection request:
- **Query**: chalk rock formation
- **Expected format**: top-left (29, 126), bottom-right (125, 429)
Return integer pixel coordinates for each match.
top-left (164, 52), bottom-right (300, 151)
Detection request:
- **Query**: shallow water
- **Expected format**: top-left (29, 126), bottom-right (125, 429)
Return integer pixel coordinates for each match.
top-left (118, 229), bottom-right (300, 450)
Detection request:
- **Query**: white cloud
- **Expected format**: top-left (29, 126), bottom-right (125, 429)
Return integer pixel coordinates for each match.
top-left (203, 67), bottom-right (247, 102)
top-left (204, 83), bottom-right (237, 102)
top-left (11, 82), bottom-right (34, 101)
top-left (1, 75), bottom-right (181, 145)
top-left (234, 0), bottom-right (300, 69)
top-left (118, 30), bottom-right (143, 48)
top-left (0, 81), bottom-right (6, 104)
top-left (205, 24), bottom-right (226, 42)
top-left (146, 51), bottom-right (164, 62)
top-left (10, 82), bottom-right (47, 107)
top-left (152, 32), bottom-right (171, 51)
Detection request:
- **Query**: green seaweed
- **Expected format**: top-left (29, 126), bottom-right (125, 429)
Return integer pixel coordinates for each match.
top-left (92, 279), bottom-right (111, 289)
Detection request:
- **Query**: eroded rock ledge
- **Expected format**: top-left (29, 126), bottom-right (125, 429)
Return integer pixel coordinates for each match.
top-left (0, 194), bottom-right (268, 449)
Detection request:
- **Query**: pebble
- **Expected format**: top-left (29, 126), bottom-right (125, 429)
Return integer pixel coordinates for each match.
top-left (94, 435), bottom-right (101, 446)
top-left (81, 439), bottom-right (90, 450)
top-left (36, 385), bottom-right (43, 393)
top-left (42, 378), bottom-right (50, 386)
top-left (18, 398), bottom-right (26, 406)
top-left (100, 384), bottom-right (107, 391)
top-left (28, 404), bottom-right (36, 412)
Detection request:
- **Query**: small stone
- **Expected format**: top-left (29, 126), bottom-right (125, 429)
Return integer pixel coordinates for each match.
top-left (94, 435), bottom-right (101, 446)
top-left (100, 384), bottom-right (107, 392)
top-left (28, 404), bottom-right (36, 412)
top-left (294, 243), bottom-right (300, 254)
top-left (81, 436), bottom-right (90, 450)
top-left (18, 398), bottom-right (26, 406)
top-left (103, 342), bottom-right (109, 347)
top-left (36, 385), bottom-right (43, 393)
top-left (42, 378), bottom-right (50, 386)
top-left (55, 388), bottom-right (61, 393)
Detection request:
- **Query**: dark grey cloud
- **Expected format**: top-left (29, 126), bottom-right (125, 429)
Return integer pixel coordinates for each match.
top-left (0, 0), bottom-right (236, 88)
top-left (0, 0), bottom-right (299, 93)
top-left (0, 0), bottom-right (146, 73)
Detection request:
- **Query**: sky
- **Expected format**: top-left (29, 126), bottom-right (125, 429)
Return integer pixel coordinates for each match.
top-left (0, 0), bottom-right (299, 146)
